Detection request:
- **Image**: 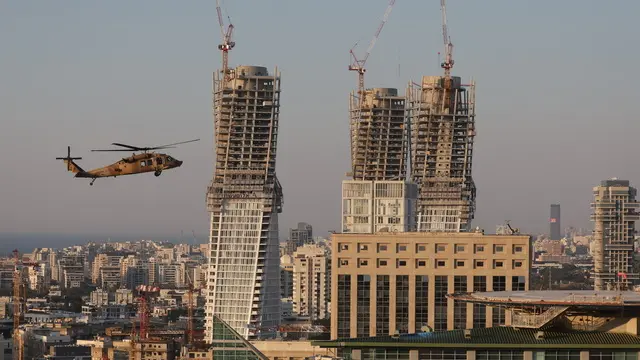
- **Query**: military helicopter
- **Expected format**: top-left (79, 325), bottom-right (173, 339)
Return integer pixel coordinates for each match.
top-left (56, 139), bottom-right (199, 186)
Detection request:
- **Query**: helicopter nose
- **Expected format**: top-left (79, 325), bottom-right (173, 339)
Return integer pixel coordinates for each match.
top-left (176, 160), bottom-right (183, 167)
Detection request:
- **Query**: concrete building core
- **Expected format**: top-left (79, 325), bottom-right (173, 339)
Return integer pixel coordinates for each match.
top-left (331, 231), bottom-right (531, 339)
top-left (349, 87), bottom-right (408, 181)
top-left (407, 76), bottom-right (476, 232)
top-left (591, 179), bottom-right (640, 291)
top-left (205, 65), bottom-right (283, 340)
top-left (342, 180), bottom-right (417, 234)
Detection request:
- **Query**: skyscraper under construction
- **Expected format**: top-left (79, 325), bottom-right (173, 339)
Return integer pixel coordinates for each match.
top-left (205, 64), bottom-right (283, 340)
top-left (407, 76), bottom-right (476, 232)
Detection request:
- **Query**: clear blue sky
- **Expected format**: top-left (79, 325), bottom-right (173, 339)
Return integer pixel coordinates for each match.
top-left (1, 0), bottom-right (639, 238)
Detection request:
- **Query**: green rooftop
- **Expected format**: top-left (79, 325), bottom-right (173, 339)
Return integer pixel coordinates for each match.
top-left (313, 327), bottom-right (640, 349)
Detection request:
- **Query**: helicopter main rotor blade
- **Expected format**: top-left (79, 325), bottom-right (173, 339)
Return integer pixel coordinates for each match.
top-left (91, 149), bottom-right (137, 152)
top-left (146, 138), bottom-right (200, 150)
top-left (111, 143), bottom-right (144, 151)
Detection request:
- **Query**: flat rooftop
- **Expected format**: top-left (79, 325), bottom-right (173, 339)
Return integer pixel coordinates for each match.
top-left (450, 290), bottom-right (640, 307)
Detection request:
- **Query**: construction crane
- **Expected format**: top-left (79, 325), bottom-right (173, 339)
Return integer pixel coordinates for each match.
top-left (348, 0), bottom-right (396, 177)
top-left (440, 0), bottom-right (454, 80)
top-left (12, 250), bottom-right (39, 360)
top-left (349, 0), bottom-right (396, 98)
top-left (216, 0), bottom-right (235, 87)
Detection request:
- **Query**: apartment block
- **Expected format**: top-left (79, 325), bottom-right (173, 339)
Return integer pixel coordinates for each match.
top-left (331, 231), bottom-right (530, 339)
top-left (342, 180), bottom-right (417, 234)
top-left (591, 179), bottom-right (640, 290)
top-left (291, 244), bottom-right (330, 320)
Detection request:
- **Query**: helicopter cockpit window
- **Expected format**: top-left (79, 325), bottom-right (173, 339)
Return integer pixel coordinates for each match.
top-left (167, 156), bottom-right (174, 162)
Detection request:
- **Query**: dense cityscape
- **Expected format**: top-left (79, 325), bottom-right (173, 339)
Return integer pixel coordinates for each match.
top-left (3, 1), bottom-right (640, 360)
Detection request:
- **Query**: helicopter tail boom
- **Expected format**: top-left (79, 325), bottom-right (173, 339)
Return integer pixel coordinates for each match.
top-left (56, 146), bottom-right (85, 174)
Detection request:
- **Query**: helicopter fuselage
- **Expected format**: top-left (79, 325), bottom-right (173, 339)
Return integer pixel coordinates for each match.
top-left (75, 152), bottom-right (183, 179)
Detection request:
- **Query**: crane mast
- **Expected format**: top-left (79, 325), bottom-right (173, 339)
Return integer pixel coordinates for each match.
top-left (348, 0), bottom-right (396, 176)
top-left (440, 0), bottom-right (454, 80)
top-left (216, 0), bottom-right (235, 88)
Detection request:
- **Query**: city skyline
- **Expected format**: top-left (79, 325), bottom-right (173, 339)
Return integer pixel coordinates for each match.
top-left (2, 1), bottom-right (640, 238)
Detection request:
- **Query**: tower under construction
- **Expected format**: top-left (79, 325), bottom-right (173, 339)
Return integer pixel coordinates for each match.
top-left (591, 179), bottom-right (640, 291)
top-left (349, 87), bottom-right (408, 181)
top-left (407, 76), bottom-right (476, 232)
top-left (205, 65), bottom-right (283, 340)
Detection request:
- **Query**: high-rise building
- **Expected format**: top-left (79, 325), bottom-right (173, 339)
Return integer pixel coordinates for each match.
top-left (591, 179), bottom-right (640, 290)
top-left (550, 204), bottom-right (561, 240)
top-left (205, 65), bottom-right (283, 340)
top-left (331, 232), bottom-right (530, 339)
top-left (407, 76), bottom-right (476, 232)
top-left (291, 244), bottom-right (330, 320)
top-left (285, 222), bottom-right (313, 255)
top-left (349, 88), bottom-right (408, 181)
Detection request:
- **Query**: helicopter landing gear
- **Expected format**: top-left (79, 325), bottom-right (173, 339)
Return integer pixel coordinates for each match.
top-left (154, 170), bottom-right (162, 177)
top-left (90, 178), bottom-right (97, 186)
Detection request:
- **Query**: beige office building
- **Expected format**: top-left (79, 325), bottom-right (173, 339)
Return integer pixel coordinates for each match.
top-left (331, 231), bottom-right (530, 339)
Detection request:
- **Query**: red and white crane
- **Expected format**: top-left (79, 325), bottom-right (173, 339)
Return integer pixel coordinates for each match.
top-left (216, 0), bottom-right (235, 87)
top-left (348, 0), bottom-right (397, 97)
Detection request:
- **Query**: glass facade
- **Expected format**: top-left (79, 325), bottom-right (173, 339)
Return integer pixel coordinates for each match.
top-left (434, 275), bottom-right (448, 331)
top-left (357, 275), bottom-right (371, 337)
top-left (415, 275), bottom-right (429, 330)
top-left (338, 274), bottom-right (351, 338)
top-left (396, 275), bottom-right (410, 333)
top-left (419, 350), bottom-right (467, 360)
top-left (210, 316), bottom-right (267, 360)
top-left (590, 352), bottom-right (639, 360)
top-left (473, 276), bottom-right (487, 328)
top-left (477, 351), bottom-right (524, 360)
top-left (534, 351), bottom-right (580, 360)
top-left (363, 349), bottom-right (410, 360)
top-left (453, 275), bottom-right (467, 329)
top-left (377, 275), bottom-right (390, 336)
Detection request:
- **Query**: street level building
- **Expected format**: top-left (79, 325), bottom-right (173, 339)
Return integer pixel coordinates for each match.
top-left (331, 231), bottom-right (530, 339)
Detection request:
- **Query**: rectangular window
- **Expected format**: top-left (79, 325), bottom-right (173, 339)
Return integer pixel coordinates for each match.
top-left (417, 260), bottom-right (427, 267)
top-left (415, 276), bottom-right (429, 331)
top-left (357, 275), bottom-right (370, 337)
top-left (378, 259), bottom-right (388, 267)
top-left (339, 259), bottom-right (349, 267)
top-left (376, 275), bottom-right (390, 336)
top-left (455, 260), bottom-right (465, 268)
top-left (337, 275), bottom-right (351, 338)
top-left (436, 244), bottom-right (446, 253)
top-left (589, 352), bottom-right (638, 360)
top-left (397, 259), bottom-right (407, 267)
top-left (434, 276), bottom-right (448, 331)
top-left (513, 260), bottom-right (523, 268)
top-left (378, 244), bottom-right (388, 252)
top-left (475, 260), bottom-right (484, 268)
top-left (436, 260), bottom-right (446, 268)
top-left (537, 350), bottom-right (580, 360)
top-left (359, 259), bottom-right (368, 267)
top-left (494, 245), bottom-right (504, 253)
top-left (494, 260), bottom-right (504, 269)
top-left (474, 244), bottom-right (485, 253)
top-left (358, 244), bottom-right (368, 252)
top-left (455, 244), bottom-right (466, 253)
top-left (492, 275), bottom-right (506, 326)
top-left (339, 244), bottom-right (349, 252)
top-left (397, 244), bottom-right (407, 252)
top-left (512, 276), bottom-right (526, 291)
top-left (513, 245), bottom-right (523, 253)
top-left (396, 275), bottom-right (409, 334)
top-left (473, 276), bottom-right (487, 328)
top-left (477, 351), bottom-right (524, 360)
top-left (417, 244), bottom-right (427, 252)
top-left (453, 276), bottom-right (467, 329)
top-left (419, 350), bottom-right (466, 360)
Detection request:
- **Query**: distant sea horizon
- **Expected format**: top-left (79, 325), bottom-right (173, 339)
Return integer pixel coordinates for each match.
top-left (0, 232), bottom-right (208, 256)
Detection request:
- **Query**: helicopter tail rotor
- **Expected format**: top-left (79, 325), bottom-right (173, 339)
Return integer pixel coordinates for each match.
top-left (56, 146), bottom-right (84, 172)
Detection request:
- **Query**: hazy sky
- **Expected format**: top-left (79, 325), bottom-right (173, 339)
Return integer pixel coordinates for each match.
top-left (2, 0), bottom-right (639, 239)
